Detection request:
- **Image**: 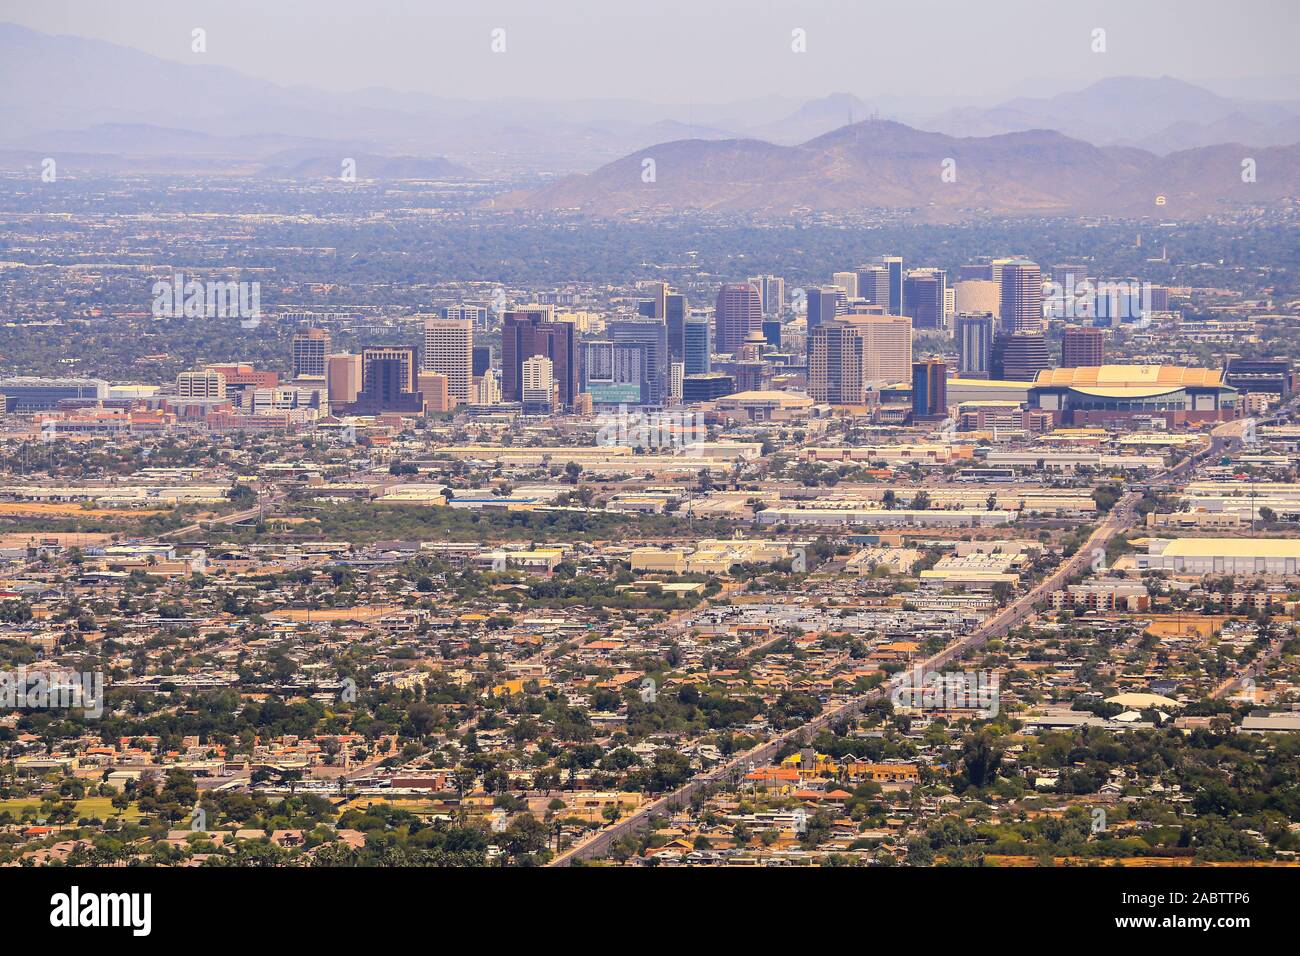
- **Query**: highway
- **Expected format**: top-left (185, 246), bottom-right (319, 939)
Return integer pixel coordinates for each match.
top-left (157, 494), bottom-right (283, 541)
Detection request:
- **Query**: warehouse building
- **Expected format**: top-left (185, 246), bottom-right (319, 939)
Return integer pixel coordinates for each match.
top-left (1137, 538), bottom-right (1300, 577)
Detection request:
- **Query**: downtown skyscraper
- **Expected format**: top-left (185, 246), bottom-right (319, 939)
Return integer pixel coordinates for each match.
top-left (999, 259), bottom-right (1044, 333)
top-left (421, 316), bottom-right (473, 405)
top-left (502, 309), bottom-right (577, 409)
top-left (714, 282), bottom-right (763, 356)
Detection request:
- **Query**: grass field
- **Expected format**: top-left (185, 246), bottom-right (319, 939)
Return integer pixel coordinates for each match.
top-left (339, 797), bottom-right (455, 817)
top-left (0, 795), bottom-right (142, 822)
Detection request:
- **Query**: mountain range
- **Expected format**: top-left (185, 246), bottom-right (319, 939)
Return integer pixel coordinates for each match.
top-left (1, 20), bottom-right (1298, 210)
top-left (493, 121), bottom-right (1300, 220)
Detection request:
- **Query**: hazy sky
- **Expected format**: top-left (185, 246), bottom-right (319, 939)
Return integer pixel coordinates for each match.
top-left (4, 0), bottom-right (1298, 104)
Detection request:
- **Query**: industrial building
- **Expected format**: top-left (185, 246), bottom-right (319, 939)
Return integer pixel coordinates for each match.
top-left (1137, 538), bottom-right (1300, 577)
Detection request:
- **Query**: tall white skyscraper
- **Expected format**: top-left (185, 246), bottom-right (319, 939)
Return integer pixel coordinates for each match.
top-left (521, 355), bottom-right (554, 410)
top-left (422, 316), bottom-right (473, 404)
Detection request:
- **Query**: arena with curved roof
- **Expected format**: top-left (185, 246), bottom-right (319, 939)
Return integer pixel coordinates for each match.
top-left (1029, 365), bottom-right (1238, 427)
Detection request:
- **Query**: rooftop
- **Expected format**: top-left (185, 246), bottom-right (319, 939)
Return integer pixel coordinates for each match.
top-left (1158, 538), bottom-right (1300, 559)
top-left (1032, 365), bottom-right (1228, 389)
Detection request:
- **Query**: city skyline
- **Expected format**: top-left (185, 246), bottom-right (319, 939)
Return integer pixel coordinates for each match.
top-left (0, 0), bottom-right (1295, 927)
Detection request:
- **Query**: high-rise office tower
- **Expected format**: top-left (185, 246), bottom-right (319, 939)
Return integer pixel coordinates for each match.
top-left (1052, 263), bottom-right (1089, 288)
top-left (749, 275), bottom-right (785, 316)
top-left (808, 315), bottom-right (913, 403)
top-left (582, 339), bottom-right (645, 404)
top-left (1061, 327), bottom-right (1105, 368)
top-left (832, 271), bottom-right (859, 298)
top-left (421, 317), bottom-right (473, 405)
top-left (761, 320), bottom-right (782, 348)
top-left (911, 359), bottom-right (948, 421)
top-left (806, 288), bottom-right (847, 343)
top-left (990, 257), bottom-right (1015, 287)
top-left (954, 279), bottom-right (1001, 320)
top-left (501, 309), bottom-right (577, 409)
top-left (1000, 259), bottom-right (1043, 334)
top-left (856, 314), bottom-right (913, 385)
top-left (443, 304), bottom-right (490, 329)
top-left (960, 262), bottom-right (994, 281)
top-left (954, 313), bottom-right (996, 379)
top-left (361, 346), bottom-right (415, 394)
top-left (521, 356), bottom-right (555, 413)
top-left (809, 320), bottom-right (862, 404)
top-left (650, 281), bottom-right (669, 320)
top-left (684, 314), bottom-right (712, 376)
top-left (472, 346), bottom-right (492, 378)
top-left (992, 332), bottom-right (1050, 382)
top-left (609, 317), bottom-right (669, 407)
top-left (351, 346), bottom-right (422, 413)
top-left (670, 362), bottom-right (684, 405)
top-left (714, 282), bottom-right (763, 356)
top-left (770, 277), bottom-right (786, 315)
top-left (877, 255), bottom-right (904, 314)
top-left (638, 282), bottom-right (670, 320)
top-left (291, 327), bottom-right (331, 379)
top-left (903, 269), bottom-right (947, 331)
top-left (665, 292), bottom-right (688, 364)
top-left (855, 264), bottom-right (891, 308)
top-left (326, 353), bottom-right (361, 409)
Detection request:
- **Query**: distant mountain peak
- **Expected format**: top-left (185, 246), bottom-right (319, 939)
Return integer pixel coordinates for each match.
top-left (494, 118), bottom-right (1300, 220)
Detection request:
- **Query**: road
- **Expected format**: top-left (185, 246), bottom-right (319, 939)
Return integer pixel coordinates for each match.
top-left (158, 494), bottom-right (284, 541)
top-left (1210, 637), bottom-right (1285, 701)
top-left (548, 492), bottom-right (1141, 865)
top-left (549, 428), bottom-right (1255, 866)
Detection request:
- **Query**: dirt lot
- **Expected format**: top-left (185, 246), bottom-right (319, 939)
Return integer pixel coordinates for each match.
top-left (0, 502), bottom-right (167, 518)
